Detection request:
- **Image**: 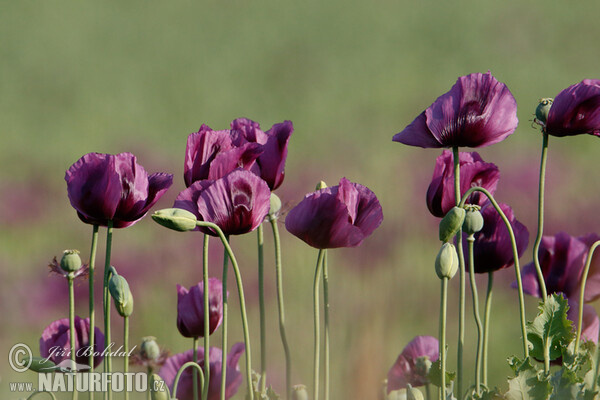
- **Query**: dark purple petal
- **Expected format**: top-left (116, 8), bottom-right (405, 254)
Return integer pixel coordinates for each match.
top-left (393, 112), bottom-right (442, 148)
top-left (230, 118), bottom-right (267, 145)
top-left (387, 336), bottom-right (439, 391)
top-left (546, 79), bottom-right (600, 137)
top-left (566, 299), bottom-right (599, 344)
top-left (207, 143), bottom-right (263, 180)
top-left (184, 127), bottom-right (232, 187)
top-left (176, 279), bottom-right (224, 338)
top-left (257, 121), bottom-right (293, 189)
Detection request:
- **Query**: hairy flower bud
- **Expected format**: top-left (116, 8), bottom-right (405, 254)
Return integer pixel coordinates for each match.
top-left (60, 250), bottom-right (82, 273)
top-left (406, 384), bottom-right (424, 400)
top-left (269, 193), bottom-right (282, 217)
top-left (152, 208), bottom-right (198, 232)
top-left (439, 207), bottom-right (465, 242)
top-left (26, 356), bottom-right (56, 373)
top-left (141, 336), bottom-right (161, 361)
top-left (463, 205), bottom-right (484, 235)
top-left (150, 373), bottom-right (170, 400)
top-left (436, 243), bottom-right (459, 279)
top-left (315, 180), bottom-right (328, 190)
top-left (535, 98), bottom-right (553, 125)
top-left (109, 273), bottom-right (134, 317)
top-left (291, 384), bottom-right (309, 400)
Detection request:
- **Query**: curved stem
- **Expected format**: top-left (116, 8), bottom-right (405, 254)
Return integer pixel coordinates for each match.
top-left (172, 361), bottom-right (205, 399)
top-left (88, 225), bottom-right (99, 391)
top-left (452, 146), bottom-right (465, 398)
top-left (323, 251), bottom-right (330, 400)
top-left (532, 131), bottom-right (549, 300)
top-left (313, 250), bottom-right (326, 400)
top-left (202, 234), bottom-right (210, 400)
top-left (68, 275), bottom-right (78, 400)
top-left (193, 337), bottom-right (199, 400)
top-left (467, 236), bottom-right (483, 396)
top-left (575, 240), bottom-right (600, 352)
top-left (482, 272), bottom-right (493, 386)
top-left (257, 224), bottom-right (267, 392)
top-left (27, 392), bottom-right (57, 400)
top-left (196, 222), bottom-right (254, 400)
top-left (440, 277), bottom-right (448, 400)
top-left (459, 187), bottom-right (528, 358)
top-left (220, 243), bottom-right (229, 400)
top-left (103, 220), bottom-right (114, 400)
top-left (124, 316), bottom-right (130, 400)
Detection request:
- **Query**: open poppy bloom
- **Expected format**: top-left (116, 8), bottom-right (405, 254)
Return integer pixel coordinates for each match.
top-left (545, 79), bottom-right (600, 137)
top-left (177, 278), bottom-right (225, 338)
top-left (387, 335), bottom-right (439, 392)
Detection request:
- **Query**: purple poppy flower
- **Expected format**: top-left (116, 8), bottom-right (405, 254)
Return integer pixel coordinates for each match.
top-left (184, 118), bottom-right (293, 190)
top-left (387, 335), bottom-right (439, 392)
top-left (566, 299), bottom-right (599, 344)
top-left (285, 178), bottom-right (383, 249)
top-left (175, 169), bottom-right (271, 236)
top-left (464, 203), bottom-right (529, 273)
top-left (177, 278), bottom-right (224, 338)
top-left (517, 232), bottom-right (600, 302)
top-left (426, 150), bottom-right (500, 218)
top-left (40, 316), bottom-right (105, 368)
top-left (393, 72), bottom-right (518, 148)
top-left (159, 343), bottom-right (245, 400)
top-left (546, 79), bottom-right (600, 137)
top-left (65, 152), bottom-right (173, 228)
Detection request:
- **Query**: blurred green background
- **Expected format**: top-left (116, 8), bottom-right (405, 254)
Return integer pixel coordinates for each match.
top-left (2, 1), bottom-right (600, 398)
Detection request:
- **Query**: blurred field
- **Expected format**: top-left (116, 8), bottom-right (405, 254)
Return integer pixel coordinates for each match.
top-left (2, 1), bottom-right (600, 398)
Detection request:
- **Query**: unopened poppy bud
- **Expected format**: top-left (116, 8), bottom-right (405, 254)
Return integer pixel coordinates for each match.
top-left (291, 384), bottom-right (309, 400)
top-left (141, 336), bottom-right (161, 361)
top-left (439, 206), bottom-right (465, 242)
top-left (535, 98), bottom-right (553, 125)
top-left (26, 356), bottom-right (56, 373)
top-left (406, 384), bottom-right (424, 400)
top-left (436, 243), bottom-right (458, 279)
top-left (151, 208), bottom-right (197, 232)
top-left (463, 205), bottom-right (484, 235)
top-left (109, 273), bottom-right (134, 317)
top-left (269, 193), bottom-right (282, 217)
top-left (60, 250), bottom-right (82, 273)
top-left (150, 373), bottom-right (170, 400)
top-left (386, 389), bottom-right (407, 400)
top-left (315, 180), bottom-right (328, 190)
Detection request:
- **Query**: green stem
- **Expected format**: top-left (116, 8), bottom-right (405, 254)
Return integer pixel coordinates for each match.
top-left (532, 131), bottom-right (549, 300)
top-left (452, 146), bottom-right (465, 399)
top-left (193, 337), bottom-right (199, 400)
top-left (459, 187), bottom-right (528, 358)
top-left (323, 251), bottom-right (330, 400)
top-left (124, 316), bottom-right (130, 400)
top-left (544, 339), bottom-right (551, 375)
top-left (482, 271), bottom-right (493, 386)
top-left (27, 392), bottom-right (57, 400)
top-left (426, 384), bottom-right (431, 400)
top-left (220, 243), bottom-right (229, 400)
top-left (269, 215), bottom-right (292, 400)
top-left (103, 220), bottom-right (114, 400)
top-left (257, 224), bottom-right (267, 392)
top-left (172, 362), bottom-right (205, 399)
top-left (593, 345), bottom-right (600, 392)
top-left (467, 236), bottom-right (483, 396)
top-left (440, 277), bottom-right (448, 400)
top-left (575, 240), bottom-right (600, 352)
top-left (202, 234), bottom-right (210, 400)
top-left (68, 275), bottom-right (78, 400)
top-left (147, 367), bottom-right (152, 400)
top-left (313, 250), bottom-right (326, 400)
top-left (196, 221), bottom-right (254, 400)
top-left (88, 225), bottom-right (99, 398)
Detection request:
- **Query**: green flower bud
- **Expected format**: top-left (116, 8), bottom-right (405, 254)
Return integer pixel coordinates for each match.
top-left (462, 205), bottom-right (484, 235)
top-left (151, 208), bottom-right (197, 232)
top-left (109, 273), bottom-right (134, 317)
top-left (150, 373), bottom-right (170, 400)
top-left (387, 389), bottom-right (407, 400)
top-left (435, 243), bottom-right (459, 280)
top-left (141, 336), bottom-right (161, 361)
top-left (439, 207), bottom-right (465, 242)
top-left (291, 385), bottom-right (309, 400)
top-left (315, 180), bottom-right (328, 190)
top-left (60, 250), bottom-right (82, 273)
top-left (269, 193), bottom-right (282, 217)
top-left (26, 356), bottom-right (56, 373)
top-left (535, 98), bottom-right (553, 124)
top-left (406, 384), bottom-right (424, 400)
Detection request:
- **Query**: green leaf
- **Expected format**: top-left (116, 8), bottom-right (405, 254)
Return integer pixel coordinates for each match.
top-left (526, 293), bottom-right (574, 362)
top-left (428, 359), bottom-right (456, 388)
top-left (246, 371), bottom-right (281, 400)
top-left (549, 367), bottom-right (583, 400)
top-left (505, 358), bottom-right (551, 400)
top-left (563, 340), bottom-right (595, 376)
top-left (470, 387), bottom-right (505, 400)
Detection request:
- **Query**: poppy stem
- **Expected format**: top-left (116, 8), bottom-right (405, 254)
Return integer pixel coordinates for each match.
top-left (124, 316), bottom-right (129, 400)
top-left (482, 271), bottom-right (493, 386)
top-left (172, 362), bottom-right (205, 399)
top-left (459, 187), bottom-right (528, 358)
top-left (313, 249), bottom-right (326, 400)
top-left (439, 277), bottom-right (448, 400)
top-left (220, 241), bottom-right (229, 400)
top-left (452, 146), bottom-right (465, 399)
top-left (575, 240), bottom-right (600, 352)
top-left (323, 250), bottom-right (330, 400)
top-left (257, 224), bottom-right (267, 392)
top-left (269, 215), bottom-right (292, 400)
top-left (88, 224), bottom-right (99, 400)
top-left (68, 274), bottom-right (78, 400)
top-left (103, 220), bottom-right (114, 400)
top-left (532, 131), bottom-right (549, 300)
top-left (193, 337), bottom-right (199, 400)
top-left (467, 236), bottom-right (483, 396)
top-left (202, 234), bottom-right (210, 400)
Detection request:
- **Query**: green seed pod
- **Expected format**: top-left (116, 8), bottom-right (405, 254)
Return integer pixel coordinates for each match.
top-left (60, 250), bottom-right (82, 273)
top-left (109, 273), bottom-right (134, 317)
top-left (291, 384), bottom-right (309, 400)
top-left (435, 243), bottom-right (459, 280)
top-left (406, 384), bottom-right (424, 400)
top-left (27, 356), bottom-right (57, 373)
top-left (269, 193), bottom-right (282, 217)
top-left (535, 98), bottom-right (553, 124)
top-left (141, 336), bottom-right (161, 361)
top-left (151, 208), bottom-right (197, 232)
top-left (463, 205), bottom-right (484, 235)
top-left (439, 206), bottom-right (465, 242)
top-left (150, 373), bottom-right (170, 400)
top-left (315, 180), bottom-right (328, 190)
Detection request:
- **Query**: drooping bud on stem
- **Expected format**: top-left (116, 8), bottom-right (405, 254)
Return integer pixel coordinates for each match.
top-left (462, 204), bottom-right (484, 235)
top-left (269, 193), bottom-right (282, 217)
top-left (435, 243), bottom-right (459, 279)
top-left (150, 373), bottom-right (170, 400)
top-left (151, 208), bottom-right (198, 232)
top-left (109, 273), bottom-right (134, 317)
top-left (406, 384), bottom-right (424, 400)
top-left (439, 206), bottom-right (465, 242)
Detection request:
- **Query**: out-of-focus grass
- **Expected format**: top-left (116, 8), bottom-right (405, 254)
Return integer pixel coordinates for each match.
top-left (2, 1), bottom-right (600, 399)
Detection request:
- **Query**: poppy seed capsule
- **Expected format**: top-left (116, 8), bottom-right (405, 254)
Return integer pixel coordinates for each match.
top-left (140, 336), bottom-right (161, 361)
top-left (60, 250), bottom-right (82, 273)
top-left (109, 274), bottom-right (134, 317)
top-left (151, 208), bottom-right (197, 232)
top-left (439, 206), bottom-right (466, 242)
top-left (463, 205), bottom-right (484, 235)
top-left (535, 98), bottom-right (553, 124)
top-left (150, 373), bottom-right (169, 400)
top-left (436, 243), bottom-right (459, 279)
top-left (291, 385), bottom-right (309, 400)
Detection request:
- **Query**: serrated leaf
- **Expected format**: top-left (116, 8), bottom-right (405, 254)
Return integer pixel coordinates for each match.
top-left (505, 358), bottom-right (551, 400)
top-left (471, 387), bottom-right (505, 400)
top-left (549, 367), bottom-right (583, 400)
top-left (246, 371), bottom-right (281, 400)
top-left (428, 359), bottom-right (456, 388)
top-left (563, 340), bottom-right (595, 376)
top-left (526, 294), bottom-right (574, 362)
